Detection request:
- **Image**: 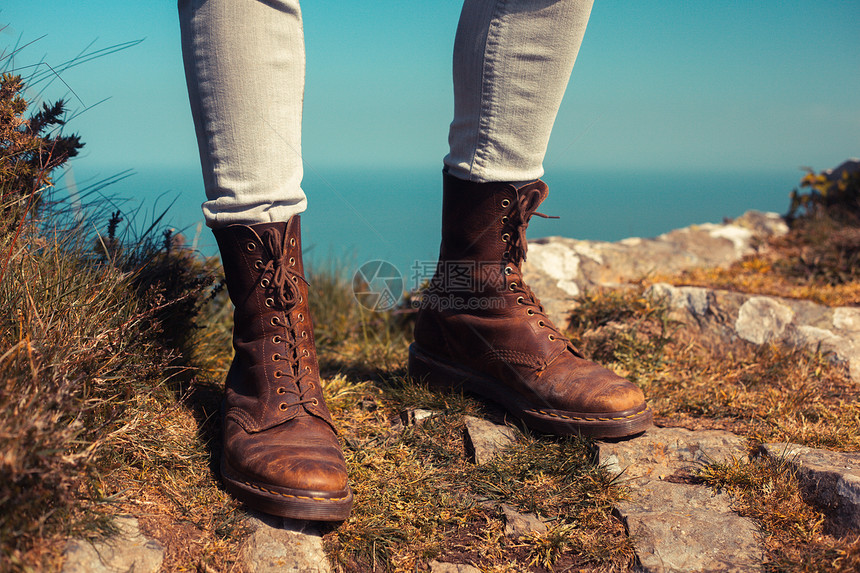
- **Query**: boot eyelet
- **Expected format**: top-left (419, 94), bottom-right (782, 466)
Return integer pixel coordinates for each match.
top-left (271, 316), bottom-right (280, 326)
top-left (255, 260), bottom-right (265, 270)
top-left (290, 238), bottom-right (296, 247)
top-left (501, 233), bottom-right (511, 242)
top-left (509, 282), bottom-right (517, 291)
top-left (272, 335), bottom-right (282, 343)
top-left (527, 309), bottom-right (535, 316)
top-left (301, 331), bottom-right (307, 338)
top-left (289, 257), bottom-right (295, 266)
top-left (277, 387), bottom-right (286, 394)
top-left (272, 353), bottom-right (281, 361)
top-left (504, 267), bottom-right (512, 275)
top-left (274, 370), bottom-right (283, 378)
top-left (538, 320), bottom-right (545, 327)
top-left (302, 349), bottom-right (310, 357)
top-left (279, 403), bottom-right (288, 411)
top-left (291, 276), bottom-right (298, 283)
top-left (260, 278), bottom-right (270, 287)
top-left (305, 366), bottom-right (311, 372)
top-left (501, 199), bottom-right (511, 207)
top-left (308, 382), bottom-right (315, 389)
top-left (502, 251), bottom-right (510, 260)
top-left (548, 334), bottom-right (556, 341)
top-left (311, 398), bottom-right (319, 406)
top-left (516, 296), bottom-right (524, 305)
top-left (298, 295), bottom-right (303, 303)
top-left (265, 297), bottom-right (274, 307)
top-left (246, 242), bottom-right (257, 252)
top-left (501, 216), bottom-right (509, 223)
top-left (297, 313), bottom-right (304, 322)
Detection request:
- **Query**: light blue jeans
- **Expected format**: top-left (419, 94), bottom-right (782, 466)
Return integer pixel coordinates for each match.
top-left (179, 0), bottom-right (593, 228)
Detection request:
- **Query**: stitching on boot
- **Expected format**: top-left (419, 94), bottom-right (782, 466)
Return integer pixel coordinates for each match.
top-left (482, 348), bottom-right (543, 370)
top-left (242, 480), bottom-right (350, 502)
top-left (525, 408), bottom-right (651, 422)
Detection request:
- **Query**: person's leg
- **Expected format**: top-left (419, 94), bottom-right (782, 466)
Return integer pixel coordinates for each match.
top-left (411, 0), bottom-right (652, 438)
top-left (179, 0), bottom-right (306, 228)
top-left (179, 0), bottom-right (352, 520)
top-left (445, 0), bottom-right (593, 183)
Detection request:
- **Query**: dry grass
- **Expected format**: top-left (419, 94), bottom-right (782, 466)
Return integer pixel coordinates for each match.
top-left (0, 70), bottom-right (247, 569)
top-left (0, 201), bottom-right (253, 572)
top-left (320, 373), bottom-right (634, 572)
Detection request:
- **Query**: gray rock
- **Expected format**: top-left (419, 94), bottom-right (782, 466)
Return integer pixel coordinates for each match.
top-left (646, 284), bottom-right (713, 320)
top-left (759, 443), bottom-right (860, 531)
top-left (735, 296), bottom-right (795, 344)
top-left (501, 504), bottom-right (547, 539)
top-left (789, 324), bottom-right (860, 380)
top-left (240, 512), bottom-right (331, 573)
top-left (616, 481), bottom-right (762, 573)
top-left (631, 284), bottom-right (860, 382)
top-left (599, 428), bottom-right (762, 572)
top-left (523, 210), bottom-right (787, 326)
top-left (429, 561), bottom-right (482, 573)
top-left (62, 516), bottom-right (163, 573)
top-left (462, 416), bottom-right (518, 465)
top-left (599, 426), bottom-right (747, 484)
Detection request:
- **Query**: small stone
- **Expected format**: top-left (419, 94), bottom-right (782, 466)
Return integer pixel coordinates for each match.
top-left (760, 443), bottom-right (860, 531)
top-left (735, 296), bottom-right (795, 344)
top-left (400, 408), bottom-right (437, 426)
top-left (646, 283), bottom-right (712, 318)
top-left (462, 416), bottom-right (518, 464)
top-left (62, 516), bottom-right (163, 573)
top-left (429, 560), bottom-right (482, 573)
top-left (501, 504), bottom-right (547, 539)
top-left (616, 481), bottom-right (761, 573)
top-left (240, 512), bottom-right (331, 573)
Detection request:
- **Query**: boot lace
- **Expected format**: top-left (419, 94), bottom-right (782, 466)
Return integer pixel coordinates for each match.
top-left (506, 185), bottom-right (557, 264)
top-left (504, 187), bottom-right (571, 352)
top-left (259, 227), bottom-right (317, 407)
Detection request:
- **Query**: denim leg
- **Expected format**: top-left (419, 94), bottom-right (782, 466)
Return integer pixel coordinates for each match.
top-left (445, 0), bottom-right (594, 183)
top-left (179, 0), bottom-right (306, 228)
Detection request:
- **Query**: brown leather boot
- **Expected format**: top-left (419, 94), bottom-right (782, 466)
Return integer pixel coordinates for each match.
top-left (409, 172), bottom-right (652, 438)
top-left (214, 216), bottom-right (352, 520)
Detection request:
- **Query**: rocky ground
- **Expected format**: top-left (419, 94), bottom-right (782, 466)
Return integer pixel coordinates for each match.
top-left (60, 212), bottom-right (859, 572)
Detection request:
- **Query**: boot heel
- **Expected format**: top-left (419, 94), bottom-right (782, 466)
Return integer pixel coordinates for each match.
top-left (408, 343), bottom-right (467, 393)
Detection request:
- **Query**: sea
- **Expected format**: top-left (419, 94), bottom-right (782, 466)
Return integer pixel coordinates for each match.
top-left (65, 164), bottom-right (802, 289)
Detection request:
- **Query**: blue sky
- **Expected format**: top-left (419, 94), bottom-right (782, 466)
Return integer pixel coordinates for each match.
top-left (3, 1), bottom-right (858, 176)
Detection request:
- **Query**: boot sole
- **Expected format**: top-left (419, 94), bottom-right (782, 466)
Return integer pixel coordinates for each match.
top-left (408, 343), bottom-right (652, 439)
top-left (221, 458), bottom-right (353, 521)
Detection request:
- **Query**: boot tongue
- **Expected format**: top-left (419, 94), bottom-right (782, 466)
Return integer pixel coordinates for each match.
top-left (510, 181), bottom-right (555, 263)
